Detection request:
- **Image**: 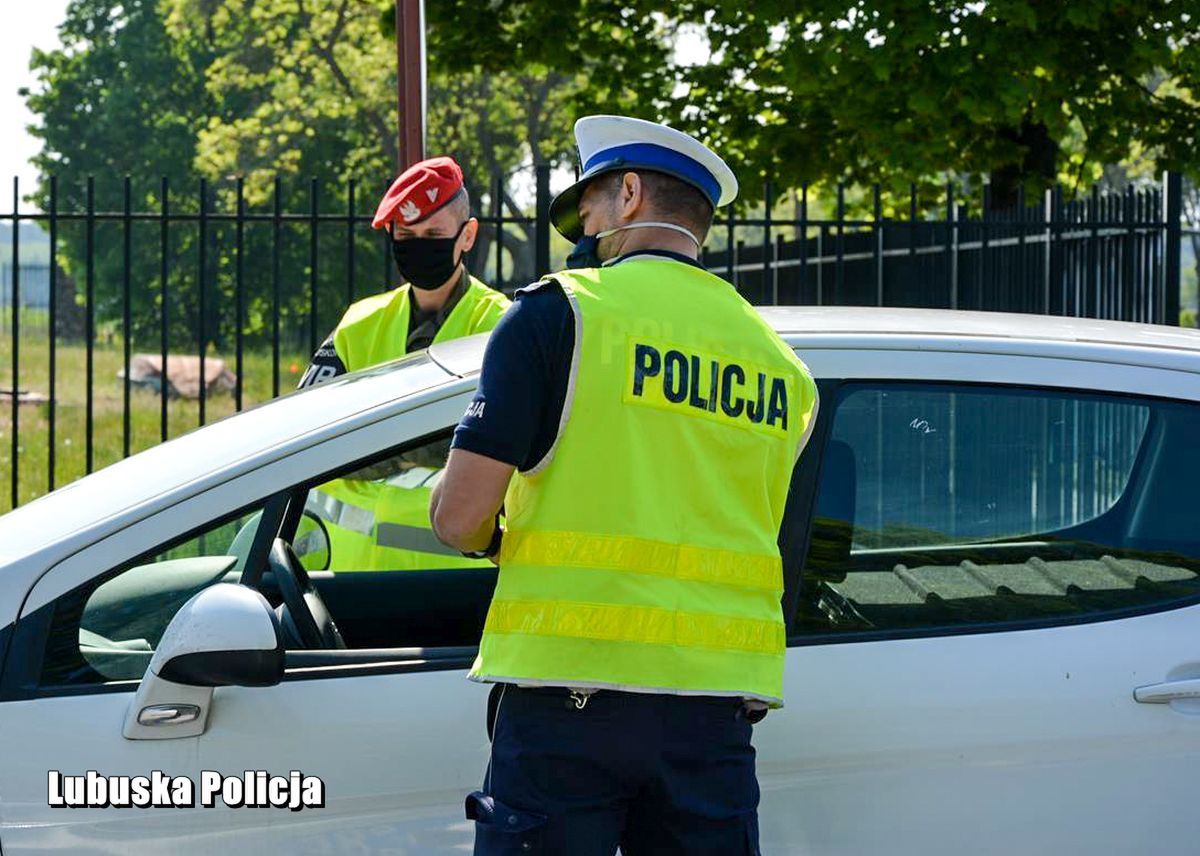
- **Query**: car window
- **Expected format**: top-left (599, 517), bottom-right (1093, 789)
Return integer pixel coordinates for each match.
top-left (794, 383), bottom-right (1200, 638)
top-left (306, 433), bottom-right (490, 574)
top-left (296, 432), bottom-right (497, 652)
top-left (32, 427), bottom-right (496, 693)
top-left (39, 509), bottom-right (264, 687)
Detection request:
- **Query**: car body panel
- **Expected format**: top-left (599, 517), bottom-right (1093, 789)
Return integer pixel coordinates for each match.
top-left (758, 603), bottom-right (1200, 854)
top-left (0, 357), bottom-right (461, 627)
top-left (1, 308), bottom-right (1199, 854)
top-left (1, 671), bottom-right (487, 854)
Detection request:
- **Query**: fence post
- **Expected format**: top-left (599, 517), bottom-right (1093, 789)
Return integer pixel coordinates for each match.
top-left (85, 176), bottom-right (95, 473)
top-left (873, 183), bottom-right (883, 306)
top-left (762, 180), bottom-right (773, 305)
top-left (10, 177), bottom-right (19, 509)
top-left (534, 164), bottom-right (551, 279)
top-left (271, 176), bottom-right (282, 398)
top-left (160, 176), bottom-right (169, 443)
top-left (1042, 187), bottom-right (1053, 315)
top-left (798, 184), bottom-right (809, 303)
top-left (122, 176), bottom-right (132, 458)
top-left (1163, 171), bottom-right (1182, 326)
top-left (236, 176), bottom-right (246, 411)
top-left (493, 173), bottom-right (505, 287)
top-left (198, 177), bottom-right (208, 427)
top-left (48, 176), bottom-right (57, 492)
top-left (946, 181), bottom-right (957, 310)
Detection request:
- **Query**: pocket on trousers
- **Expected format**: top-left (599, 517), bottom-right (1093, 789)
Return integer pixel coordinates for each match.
top-left (465, 790), bottom-right (548, 855)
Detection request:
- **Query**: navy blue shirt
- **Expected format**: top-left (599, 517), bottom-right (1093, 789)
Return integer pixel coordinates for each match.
top-left (451, 250), bottom-right (706, 471)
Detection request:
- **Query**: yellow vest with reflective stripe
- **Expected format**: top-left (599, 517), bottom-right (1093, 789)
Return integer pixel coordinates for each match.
top-left (332, 274), bottom-right (509, 371)
top-left (315, 274), bottom-right (510, 572)
top-left (468, 258), bottom-right (818, 705)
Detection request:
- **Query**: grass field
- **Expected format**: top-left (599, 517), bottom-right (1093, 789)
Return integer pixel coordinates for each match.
top-left (0, 316), bottom-right (308, 513)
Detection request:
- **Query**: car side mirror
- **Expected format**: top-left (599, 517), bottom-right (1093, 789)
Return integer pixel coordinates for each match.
top-left (123, 583), bottom-right (284, 740)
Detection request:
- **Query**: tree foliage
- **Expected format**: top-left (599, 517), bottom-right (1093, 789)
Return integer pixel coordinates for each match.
top-left (24, 0), bottom-right (582, 344)
top-left (23, 0), bottom-right (214, 344)
top-left (435, 0), bottom-right (1200, 206)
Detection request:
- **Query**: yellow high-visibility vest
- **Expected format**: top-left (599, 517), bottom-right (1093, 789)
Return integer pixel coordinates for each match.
top-left (469, 257), bottom-right (818, 706)
top-left (312, 274), bottom-right (510, 572)
top-left (331, 275), bottom-right (509, 370)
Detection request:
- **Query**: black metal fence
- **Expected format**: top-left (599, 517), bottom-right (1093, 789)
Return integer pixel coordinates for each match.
top-left (0, 168), bottom-right (1186, 511)
top-left (704, 176), bottom-right (1183, 323)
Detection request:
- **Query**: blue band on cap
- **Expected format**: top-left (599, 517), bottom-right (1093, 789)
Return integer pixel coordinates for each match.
top-left (583, 143), bottom-right (721, 205)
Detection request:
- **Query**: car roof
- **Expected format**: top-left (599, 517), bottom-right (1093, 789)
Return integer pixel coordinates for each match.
top-left (428, 306), bottom-right (1200, 377)
top-left (758, 307), bottom-right (1200, 353)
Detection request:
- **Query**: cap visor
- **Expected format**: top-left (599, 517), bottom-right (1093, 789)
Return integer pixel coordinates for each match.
top-left (550, 181), bottom-right (585, 243)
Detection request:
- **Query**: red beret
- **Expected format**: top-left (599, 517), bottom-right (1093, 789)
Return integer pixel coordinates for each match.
top-left (372, 156), bottom-right (465, 229)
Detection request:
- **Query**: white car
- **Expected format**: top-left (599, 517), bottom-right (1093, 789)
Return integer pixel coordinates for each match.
top-left (1, 307), bottom-right (1199, 855)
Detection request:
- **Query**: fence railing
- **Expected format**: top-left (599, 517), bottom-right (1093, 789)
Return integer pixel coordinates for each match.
top-left (0, 168), bottom-right (1186, 511)
top-left (705, 176), bottom-right (1183, 324)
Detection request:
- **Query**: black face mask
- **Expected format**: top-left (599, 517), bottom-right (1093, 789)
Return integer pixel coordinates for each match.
top-left (391, 221), bottom-right (467, 290)
top-left (565, 233), bottom-right (601, 269)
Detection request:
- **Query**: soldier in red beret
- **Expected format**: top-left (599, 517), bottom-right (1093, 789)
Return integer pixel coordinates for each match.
top-left (300, 156), bottom-right (510, 388)
top-left (299, 156), bottom-right (510, 573)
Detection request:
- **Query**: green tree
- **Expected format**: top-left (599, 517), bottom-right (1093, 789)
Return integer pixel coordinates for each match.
top-left (23, 0), bottom-right (215, 345)
top-left (435, 0), bottom-right (1200, 208)
top-left (167, 0), bottom-right (581, 285)
top-left (25, 0), bottom-right (583, 349)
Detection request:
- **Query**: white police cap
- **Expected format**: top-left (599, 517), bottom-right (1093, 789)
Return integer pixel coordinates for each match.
top-left (550, 115), bottom-right (739, 242)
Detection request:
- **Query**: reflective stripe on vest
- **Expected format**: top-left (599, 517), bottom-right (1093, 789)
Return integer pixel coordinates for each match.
top-left (469, 259), bottom-right (819, 706)
top-left (306, 486), bottom-right (467, 562)
top-left (314, 275), bottom-right (509, 571)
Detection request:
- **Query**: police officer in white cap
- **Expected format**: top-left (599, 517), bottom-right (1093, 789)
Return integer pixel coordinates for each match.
top-left (431, 115), bottom-right (819, 854)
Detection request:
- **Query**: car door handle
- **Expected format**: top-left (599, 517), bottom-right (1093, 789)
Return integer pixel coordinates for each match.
top-left (1133, 679), bottom-right (1200, 704)
top-left (137, 704), bottom-right (202, 726)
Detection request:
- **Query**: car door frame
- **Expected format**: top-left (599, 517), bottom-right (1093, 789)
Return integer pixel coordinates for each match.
top-left (760, 339), bottom-right (1200, 854)
top-left (0, 384), bottom-right (480, 703)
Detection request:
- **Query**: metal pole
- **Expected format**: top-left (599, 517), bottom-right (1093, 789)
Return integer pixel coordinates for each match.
top-left (271, 176), bottom-right (282, 398)
top-left (235, 176), bottom-right (245, 411)
top-left (946, 181), bottom-right (956, 309)
top-left (1164, 171), bottom-right (1182, 326)
top-left (160, 177), bottom-right (169, 442)
top-left (980, 183), bottom-right (990, 311)
top-left (122, 177), bottom-right (132, 457)
top-left (799, 184), bottom-right (808, 303)
top-left (835, 183), bottom-right (845, 298)
top-left (535, 164), bottom-right (551, 278)
top-left (395, 0), bottom-right (426, 167)
top-left (493, 174), bottom-right (504, 287)
top-left (10, 178), bottom-right (19, 508)
top-left (762, 180), bottom-right (773, 305)
top-left (872, 183), bottom-right (882, 306)
top-left (1042, 188), bottom-right (1052, 315)
top-left (47, 176), bottom-right (57, 491)
top-left (1087, 185), bottom-right (1099, 318)
top-left (908, 183), bottom-right (917, 306)
top-left (197, 178), bottom-right (207, 427)
top-left (85, 177), bottom-right (95, 473)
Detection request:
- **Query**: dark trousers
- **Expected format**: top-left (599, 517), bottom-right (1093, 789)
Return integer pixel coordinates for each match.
top-left (466, 684), bottom-right (762, 855)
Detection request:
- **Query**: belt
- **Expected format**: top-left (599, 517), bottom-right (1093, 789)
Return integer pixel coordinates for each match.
top-left (499, 683), bottom-right (767, 721)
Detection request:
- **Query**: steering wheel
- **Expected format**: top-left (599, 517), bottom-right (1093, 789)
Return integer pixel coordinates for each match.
top-left (267, 538), bottom-right (347, 650)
